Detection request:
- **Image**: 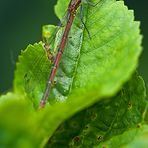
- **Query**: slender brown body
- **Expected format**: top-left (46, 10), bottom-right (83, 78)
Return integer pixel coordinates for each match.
top-left (40, 0), bottom-right (81, 108)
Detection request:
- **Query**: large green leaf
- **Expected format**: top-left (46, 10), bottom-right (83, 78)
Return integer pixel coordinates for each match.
top-left (53, 0), bottom-right (142, 97)
top-left (0, 73), bottom-right (147, 147)
top-left (44, 73), bottom-right (147, 147)
top-left (14, 0), bottom-right (142, 107)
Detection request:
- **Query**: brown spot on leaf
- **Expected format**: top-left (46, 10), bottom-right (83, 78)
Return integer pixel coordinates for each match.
top-left (128, 101), bottom-right (132, 109)
top-left (97, 135), bottom-right (103, 141)
top-left (137, 123), bottom-right (141, 128)
top-left (102, 145), bottom-right (107, 148)
top-left (73, 136), bottom-right (80, 142)
top-left (85, 125), bottom-right (89, 129)
top-left (91, 112), bottom-right (97, 120)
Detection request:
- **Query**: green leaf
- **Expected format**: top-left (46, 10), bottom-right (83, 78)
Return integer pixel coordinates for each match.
top-left (0, 94), bottom-right (37, 148)
top-left (14, 42), bottom-right (51, 108)
top-left (1, 73), bottom-right (146, 147)
top-left (97, 125), bottom-right (148, 148)
top-left (0, 92), bottom-right (23, 105)
top-left (44, 73), bottom-right (147, 147)
top-left (14, 0), bottom-right (142, 107)
top-left (53, 0), bottom-right (142, 97)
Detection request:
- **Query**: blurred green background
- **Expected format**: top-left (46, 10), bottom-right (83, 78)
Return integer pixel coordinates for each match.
top-left (0, 0), bottom-right (147, 93)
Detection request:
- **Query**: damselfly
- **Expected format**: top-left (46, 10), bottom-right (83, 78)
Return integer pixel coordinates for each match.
top-left (39, 0), bottom-right (102, 108)
top-left (39, 0), bottom-right (82, 108)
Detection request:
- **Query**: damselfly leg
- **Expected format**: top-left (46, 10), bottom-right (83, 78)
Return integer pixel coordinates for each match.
top-left (43, 37), bottom-right (55, 63)
top-left (85, 0), bottom-right (100, 7)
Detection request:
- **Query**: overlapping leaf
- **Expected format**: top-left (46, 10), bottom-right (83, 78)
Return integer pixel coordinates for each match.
top-left (45, 73), bottom-right (147, 147)
top-left (0, 73), bottom-right (147, 147)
